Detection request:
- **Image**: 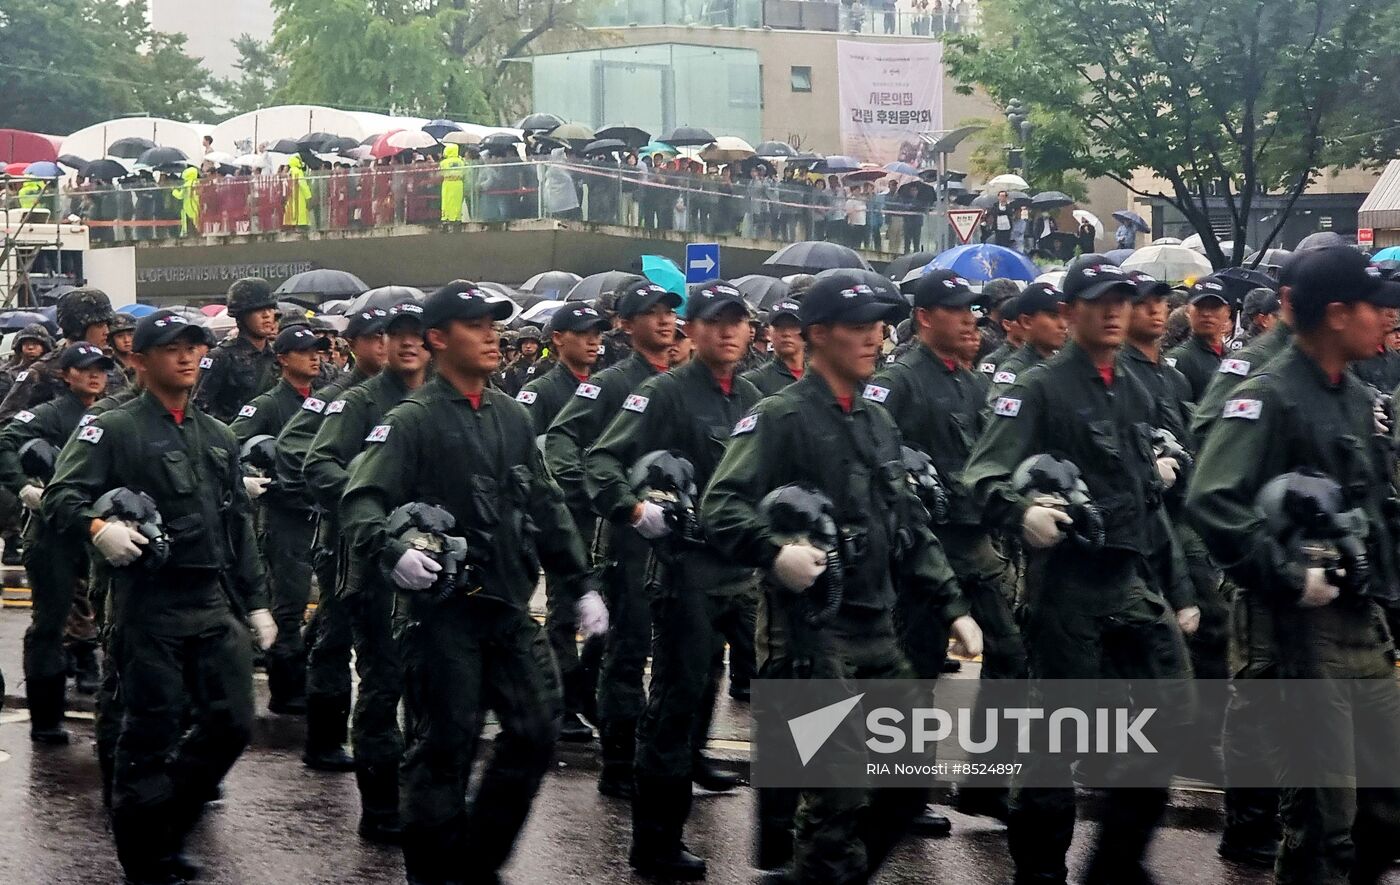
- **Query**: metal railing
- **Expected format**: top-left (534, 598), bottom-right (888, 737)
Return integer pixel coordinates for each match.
top-left (585, 0), bottom-right (976, 35)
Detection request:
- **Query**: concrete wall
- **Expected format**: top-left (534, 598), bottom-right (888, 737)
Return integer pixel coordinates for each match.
top-left (151, 0), bottom-right (276, 80)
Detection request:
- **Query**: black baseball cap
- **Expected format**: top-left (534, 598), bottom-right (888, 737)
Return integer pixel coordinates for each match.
top-left (1282, 246), bottom-right (1400, 309)
top-left (344, 307), bottom-right (390, 338)
top-left (385, 302), bottom-right (425, 332)
top-left (1061, 261), bottom-right (1136, 302)
top-left (1242, 288), bottom-right (1281, 318)
top-left (59, 343), bottom-right (115, 371)
top-left (546, 303), bottom-right (610, 335)
top-left (685, 281), bottom-right (748, 321)
top-left (273, 326), bottom-right (331, 355)
top-left (1186, 275), bottom-right (1230, 306)
top-left (132, 310), bottom-right (208, 352)
top-left (1016, 282), bottom-right (1065, 315)
top-left (422, 280), bottom-right (514, 328)
top-left (617, 280), bottom-right (682, 318)
top-left (1125, 270), bottom-right (1173, 300)
top-left (764, 300), bottom-right (802, 325)
top-left (997, 293), bottom-right (1024, 322)
top-left (909, 269), bottom-right (979, 309)
top-left (799, 276), bottom-right (904, 327)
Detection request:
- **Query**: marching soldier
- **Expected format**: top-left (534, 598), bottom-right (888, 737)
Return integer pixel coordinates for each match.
top-left (1166, 275), bottom-right (1232, 401)
top-left (108, 312), bottom-right (138, 383)
top-left (984, 282), bottom-right (1067, 404)
top-left (499, 325), bottom-right (544, 396)
top-left (340, 282), bottom-right (607, 884)
top-left (978, 292), bottom-right (1024, 376)
top-left (0, 287), bottom-right (126, 422)
top-left (192, 277), bottom-right (280, 422)
top-left (741, 300), bottom-right (805, 397)
top-left (45, 310), bottom-right (274, 885)
top-left (0, 323), bottom-right (53, 564)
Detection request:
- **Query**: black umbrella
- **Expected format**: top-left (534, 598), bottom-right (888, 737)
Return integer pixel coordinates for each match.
top-left (595, 125), bottom-right (652, 149)
top-left (897, 180), bottom-right (939, 206)
top-left (275, 269), bottom-right (369, 303)
top-left (268, 138), bottom-right (302, 154)
top-left (785, 153), bottom-right (823, 167)
top-left (582, 138), bottom-right (629, 157)
top-left (136, 146), bottom-right (189, 168)
top-left (483, 132), bottom-right (523, 147)
top-left (884, 251), bottom-right (939, 281)
top-left (516, 113), bottom-right (566, 133)
top-left (1113, 210), bottom-right (1151, 234)
top-left (1031, 191), bottom-right (1073, 210)
top-left (733, 275), bottom-right (791, 310)
top-left (422, 119), bottom-right (462, 140)
top-left (57, 154), bottom-right (87, 171)
top-left (1216, 267), bottom-right (1277, 303)
top-left (754, 141), bottom-right (797, 159)
top-left (972, 191), bottom-right (1030, 210)
top-left (298, 131), bottom-right (343, 152)
top-left (520, 270), bottom-right (582, 299)
top-left (764, 241), bottom-right (872, 273)
top-left (953, 189), bottom-right (980, 206)
top-left (345, 285), bottom-right (424, 314)
top-left (815, 268), bottom-right (909, 314)
top-left (734, 157), bottom-right (777, 178)
top-left (1296, 231), bottom-right (1347, 251)
top-left (661, 126), bottom-right (716, 147)
top-left (107, 137), bottom-right (157, 159)
top-left (567, 271), bottom-right (643, 304)
top-left (0, 310), bottom-right (52, 334)
top-left (1245, 248), bottom-right (1292, 269)
top-left (81, 158), bottom-right (129, 182)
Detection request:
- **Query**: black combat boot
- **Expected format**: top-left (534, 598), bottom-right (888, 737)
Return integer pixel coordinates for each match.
top-left (691, 753), bottom-right (741, 793)
top-left (73, 643), bottom-right (101, 695)
top-left (113, 803), bottom-right (183, 885)
top-left (27, 674), bottom-right (70, 744)
top-left (629, 775), bottom-right (706, 880)
top-left (598, 719), bottom-right (637, 799)
top-left (302, 693), bottom-right (355, 771)
top-left (355, 762), bottom-right (403, 843)
top-left (265, 657), bottom-right (307, 715)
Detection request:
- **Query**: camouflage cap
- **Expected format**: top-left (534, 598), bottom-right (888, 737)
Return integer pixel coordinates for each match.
top-left (226, 277), bottom-right (277, 317)
top-left (13, 323), bottom-right (53, 349)
top-left (107, 312), bottom-right (136, 334)
top-left (55, 287), bottom-right (115, 339)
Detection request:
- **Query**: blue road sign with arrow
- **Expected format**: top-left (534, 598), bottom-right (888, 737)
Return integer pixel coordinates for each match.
top-left (685, 243), bottom-right (720, 284)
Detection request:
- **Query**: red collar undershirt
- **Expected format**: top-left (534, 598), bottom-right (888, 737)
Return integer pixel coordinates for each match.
top-left (169, 408), bottom-right (185, 425)
top-left (836, 394), bottom-right (854, 413)
top-left (1097, 364), bottom-right (1115, 387)
top-left (294, 385), bottom-right (311, 399)
top-left (464, 391), bottom-right (482, 410)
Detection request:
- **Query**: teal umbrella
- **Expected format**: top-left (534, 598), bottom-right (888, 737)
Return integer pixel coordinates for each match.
top-left (639, 141), bottom-right (678, 158)
top-left (642, 255), bottom-right (687, 302)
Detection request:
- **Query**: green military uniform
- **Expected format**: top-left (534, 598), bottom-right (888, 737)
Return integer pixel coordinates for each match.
top-left (979, 340), bottom-right (1017, 376)
top-left (1166, 333), bottom-right (1223, 402)
top-left (963, 333), bottom-right (1196, 882)
top-left (741, 356), bottom-right (802, 398)
top-left (1187, 341), bottom-right (1400, 885)
top-left (0, 341), bottom-right (131, 422)
top-left (519, 361), bottom-right (585, 435)
top-left (341, 375), bottom-right (590, 883)
top-left (192, 335), bottom-right (278, 423)
top-left (1352, 346), bottom-right (1400, 394)
top-left (984, 343), bottom-right (1048, 407)
top-left (45, 388), bottom-right (265, 882)
top-left (0, 390), bottom-right (92, 737)
top-left (597, 326), bottom-right (633, 372)
top-left (231, 377), bottom-right (319, 711)
top-left (703, 370), bottom-right (967, 882)
top-left (1190, 322), bottom-right (1294, 448)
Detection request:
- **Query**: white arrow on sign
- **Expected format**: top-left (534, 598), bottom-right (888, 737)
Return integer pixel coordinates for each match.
top-left (947, 209), bottom-right (985, 245)
top-left (689, 253), bottom-right (716, 274)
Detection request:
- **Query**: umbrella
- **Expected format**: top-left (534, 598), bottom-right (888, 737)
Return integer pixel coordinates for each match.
top-left (116, 303), bottom-right (158, 317)
top-left (81, 158), bottom-right (130, 181)
top-left (639, 142), bottom-right (679, 159)
top-left (642, 255), bottom-right (687, 296)
top-left (135, 146), bottom-right (189, 168)
top-left (700, 137), bottom-right (756, 165)
top-left (764, 241), bottom-right (872, 273)
top-left (952, 189), bottom-right (981, 206)
top-left (340, 146), bottom-right (375, 162)
top-left (319, 299), bottom-right (351, 315)
top-left (733, 157), bottom-right (777, 179)
top-left (107, 137), bottom-right (157, 159)
top-left (1034, 270), bottom-right (1067, 289)
top-left (897, 180), bottom-right (940, 206)
top-left (1031, 191), bottom-right (1073, 210)
top-left (567, 271), bottom-right (643, 304)
top-left (1245, 248), bottom-right (1292, 269)
top-left (884, 251), bottom-right (939, 281)
top-left (844, 165), bottom-right (889, 183)
top-left (595, 125), bottom-right (652, 149)
top-left (661, 126), bottom-right (716, 147)
top-left (733, 275), bottom-right (791, 310)
top-left (520, 271), bottom-right (582, 299)
top-left (1297, 231), bottom-right (1348, 251)
top-left (985, 173), bottom-right (1029, 191)
top-left (971, 191), bottom-right (1031, 210)
top-left (298, 132), bottom-right (347, 152)
top-left (548, 122), bottom-right (597, 145)
top-left (1372, 246), bottom-right (1400, 263)
top-left (57, 154), bottom-right (87, 171)
top-left (582, 139), bottom-right (629, 157)
top-left (516, 113), bottom-right (567, 133)
top-left (275, 269), bottom-right (369, 303)
top-left (814, 269), bottom-right (907, 312)
top-left (1153, 237), bottom-right (1182, 245)
top-left (785, 153), bottom-right (823, 167)
top-left (814, 155), bottom-right (862, 174)
top-left (345, 285), bottom-right (425, 314)
top-left (440, 131), bottom-right (483, 146)
top-left (1072, 209), bottom-right (1103, 237)
top-left (883, 162), bottom-right (921, 177)
top-left (482, 132), bottom-right (523, 147)
top-left (1103, 248), bottom-right (1137, 266)
top-left (422, 120), bottom-right (462, 139)
top-left (385, 130), bottom-right (438, 152)
top-left (23, 161), bottom-right (60, 179)
top-left (1120, 244), bottom-right (1213, 282)
top-left (0, 310), bottom-right (53, 334)
top-left (755, 141), bottom-right (798, 159)
top-left (203, 151), bottom-right (236, 166)
top-left (200, 304), bottom-right (226, 317)
top-left (268, 138), bottom-right (302, 154)
top-left (1113, 210), bottom-right (1151, 234)
top-left (925, 244), bottom-right (1039, 283)
top-left (519, 300), bottom-right (568, 327)
top-left (1216, 267), bottom-right (1277, 303)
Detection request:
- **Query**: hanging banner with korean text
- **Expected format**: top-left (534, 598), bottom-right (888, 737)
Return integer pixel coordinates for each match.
top-left (836, 40), bottom-right (944, 165)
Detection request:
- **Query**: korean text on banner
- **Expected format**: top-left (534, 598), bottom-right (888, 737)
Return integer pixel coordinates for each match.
top-left (837, 40), bottom-right (944, 165)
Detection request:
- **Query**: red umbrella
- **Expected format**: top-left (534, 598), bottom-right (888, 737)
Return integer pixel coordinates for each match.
top-left (200, 304), bottom-right (227, 317)
top-left (368, 129), bottom-right (407, 159)
top-left (4, 161), bottom-right (29, 176)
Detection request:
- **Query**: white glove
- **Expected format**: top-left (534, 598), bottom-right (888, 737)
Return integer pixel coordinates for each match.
top-left (948, 614), bottom-right (983, 659)
top-left (243, 476), bottom-right (271, 499)
top-left (576, 590), bottom-right (609, 638)
top-left (92, 521), bottom-right (148, 567)
top-left (391, 548), bottom-right (442, 591)
top-left (1375, 401), bottom-right (1392, 436)
top-left (1022, 505), bottom-right (1073, 549)
top-left (631, 501), bottom-right (671, 540)
top-left (18, 482), bottom-right (43, 511)
top-left (772, 543), bottom-right (828, 592)
top-left (1176, 606), bottom-right (1201, 636)
top-left (1299, 567), bottom-right (1340, 609)
top-left (249, 608), bottom-right (277, 651)
top-left (1156, 457), bottom-right (1179, 489)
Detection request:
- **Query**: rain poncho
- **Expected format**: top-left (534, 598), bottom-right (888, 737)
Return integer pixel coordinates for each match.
top-left (541, 150), bottom-right (579, 216)
top-left (439, 143), bottom-right (467, 222)
top-left (171, 166), bottom-right (200, 235)
top-left (283, 154), bottom-right (312, 228)
top-left (16, 180), bottom-right (43, 210)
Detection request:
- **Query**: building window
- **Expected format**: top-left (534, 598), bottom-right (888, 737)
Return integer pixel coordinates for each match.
top-left (790, 66), bottom-right (812, 92)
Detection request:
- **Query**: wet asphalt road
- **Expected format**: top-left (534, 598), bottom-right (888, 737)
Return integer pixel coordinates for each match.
top-left (0, 592), bottom-right (1310, 885)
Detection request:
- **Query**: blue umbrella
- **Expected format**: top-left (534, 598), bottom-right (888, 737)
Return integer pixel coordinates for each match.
top-left (1113, 210), bottom-right (1150, 234)
top-left (1104, 248), bottom-right (1136, 265)
top-left (925, 244), bottom-right (1039, 283)
top-left (423, 119), bottom-right (462, 139)
top-left (118, 303), bottom-right (158, 317)
top-left (816, 155), bottom-right (861, 173)
top-left (639, 142), bottom-right (678, 158)
top-left (0, 310), bottom-right (53, 333)
top-left (1372, 246), bottom-right (1400, 263)
top-left (23, 161), bottom-right (61, 179)
top-left (641, 255), bottom-right (687, 299)
top-left (883, 162), bottom-right (920, 177)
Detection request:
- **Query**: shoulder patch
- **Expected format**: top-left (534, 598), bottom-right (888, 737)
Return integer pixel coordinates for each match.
top-left (78, 414), bottom-right (96, 427)
top-left (994, 397), bottom-right (1022, 417)
top-left (325, 399), bottom-right (347, 415)
top-left (365, 424), bottom-right (391, 443)
top-left (1163, 356), bottom-right (1178, 368)
top-left (993, 371), bottom-right (1017, 385)
top-left (1223, 398), bottom-right (1262, 420)
top-left (198, 356), bottom-right (213, 369)
top-left (622, 393), bottom-right (649, 413)
top-left (732, 414), bottom-right (758, 436)
top-left (862, 383), bottom-right (890, 403)
top-left (597, 343), bottom-right (606, 354)
top-left (575, 382), bottom-right (601, 400)
top-left (526, 365), bottom-right (536, 376)
top-left (1220, 358), bottom-right (1250, 376)
top-left (301, 397), bottom-right (327, 414)
top-left (516, 390), bottom-right (538, 405)
top-left (979, 362), bottom-right (997, 375)
top-left (237, 404), bottom-right (257, 418)
top-left (78, 425), bottom-right (104, 444)
top-left (13, 370), bottom-right (28, 382)
top-left (13, 410), bottom-right (34, 424)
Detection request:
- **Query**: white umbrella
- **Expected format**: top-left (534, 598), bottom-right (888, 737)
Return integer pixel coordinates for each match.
top-left (520, 299), bottom-right (567, 325)
top-left (1180, 233), bottom-right (1204, 252)
top-left (700, 136), bottom-right (756, 165)
top-left (1120, 244), bottom-right (1213, 282)
top-left (442, 131), bottom-right (483, 146)
top-left (1072, 209), bottom-right (1104, 238)
top-left (1034, 270), bottom-right (1067, 289)
top-left (386, 129), bottom-right (439, 151)
top-left (203, 151), bottom-right (236, 165)
top-left (231, 153), bottom-right (263, 169)
top-left (986, 173), bottom-right (1030, 191)
top-left (1153, 236), bottom-right (1182, 245)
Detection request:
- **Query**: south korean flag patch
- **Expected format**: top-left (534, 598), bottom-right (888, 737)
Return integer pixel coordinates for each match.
top-left (994, 397), bottom-right (1022, 417)
top-left (575, 382), bottom-right (601, 400)
top-left (14, 370), bottom-right (28, 382)
top-left (238, 404), bottom-right (257, 418)
top-left (1223, 398), bottom-right (1262, 420)
top-left (993, 371), bottom-right (1017, 385)
top-left (13, 410), bottom-right (35, 424)
top-left (979, 362), bottom-right (997, 375)
top-left (78, 425), bottom-right (104, 444)
top-left (516, 390), bottom-right (538, 405)
top-left (731, 414), bottom-right (758, 436)
top-left (302, 397), bottom-right (327, 414)
top-left (1220, 358), bottom-right (1250, 376)
top-left (365, 424), bottom-right (391, 443)
top-left (78, 414), bottom-right (97, 427)
top-left (325, 400), bottom-right (347, 415)
top-left (862, 383), bottom-right (890, 403)
top-left (1164, 356), bottom-right (1178, 368)
top-left (622, 393), bottom-right (649, 414)
top-left (198, 357), bottom-right (213, 369)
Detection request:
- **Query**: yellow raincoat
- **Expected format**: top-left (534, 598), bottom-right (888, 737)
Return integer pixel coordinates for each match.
top-left (171, 166), bottom-right (201, 235)
top-left (284, 154), bottom-right (312, 227)
top-left (16, 180), bottom-right (43, 210)
top-left (439, 143), bottom-right (467, 222)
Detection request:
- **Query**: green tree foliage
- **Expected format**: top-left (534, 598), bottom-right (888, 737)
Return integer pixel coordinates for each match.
top-left (0, 0), bottom-right (214, 133)
top-left (215, 36), bottom-right (291, 117)
top-left (962, 117), bottom-right (1090, 203)
top-left (947, 0), bottom-right (1391, 267)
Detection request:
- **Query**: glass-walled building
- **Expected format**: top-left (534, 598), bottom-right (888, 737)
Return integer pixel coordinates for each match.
top-left (531, 43), bottom-right (762, 145)
top-left (587, 0), bottom-right (764, 28)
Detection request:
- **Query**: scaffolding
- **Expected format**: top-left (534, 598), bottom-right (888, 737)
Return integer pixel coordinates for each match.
top-left (0, 176), bottom-right (89, 309)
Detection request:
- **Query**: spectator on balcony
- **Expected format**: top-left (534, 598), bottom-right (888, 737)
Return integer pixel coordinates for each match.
top-left (283, 154), bottom-right (312, 229)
